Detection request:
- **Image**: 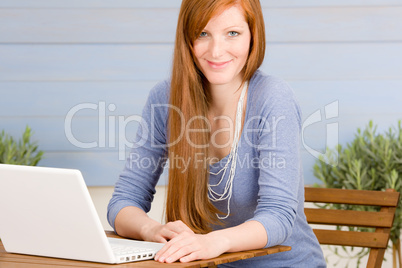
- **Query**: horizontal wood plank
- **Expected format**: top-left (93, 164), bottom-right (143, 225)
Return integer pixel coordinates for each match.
top-left (1, 80), bottom-right (401, 117)
top-left (0, 82), bottom-right (153, 117)
top-left (290, 80), bottom-right (402, 116)
top-left (313, 229), bottom-right (390, 248)
top-left (38, 151), bottom-right (169, 187)
top-left (0, 9), bottom-right (179, 44)
top-left (305, 208), bottom-right (395, 227)
top-left (0, 0), bottom-right (184, 8)
top-left (1, 110), bottom-right (399, 152)
top-left (305, 187), bottom-right (400, 206)
top-left (0, 136), bottom-right (393, 187)
top-left (1, 7), bottom-right (401, 43)
top-left (0, 0), bottom-right (400, 8)
top-left (1, 43), bottom-right (402, 82)
top-left (0, 44), bottom-right (173, 82)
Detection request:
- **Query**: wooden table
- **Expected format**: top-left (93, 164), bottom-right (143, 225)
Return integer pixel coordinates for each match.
top-left (0, 232), bottom-right (291, 267)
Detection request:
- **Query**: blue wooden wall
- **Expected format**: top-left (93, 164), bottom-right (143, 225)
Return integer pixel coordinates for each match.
top-left (1, 0), bottom-right (401, 186)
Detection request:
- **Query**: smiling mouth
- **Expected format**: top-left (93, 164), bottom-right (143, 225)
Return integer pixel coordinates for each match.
top-left (207, 60), bottom-right (232, 69)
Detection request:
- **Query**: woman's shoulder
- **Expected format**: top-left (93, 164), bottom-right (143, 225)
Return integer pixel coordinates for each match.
top-left (148, 79), bottom-right (171, 104)
top-left (248, 70), bottom-right (301, 118)
top-left (250, 70), bottom-right (295, 100)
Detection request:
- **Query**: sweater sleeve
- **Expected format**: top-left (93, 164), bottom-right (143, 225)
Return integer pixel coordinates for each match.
top-left (107, 81), bottom-right (170, 231)
top-left (247, 77), bottom-right (302, 248)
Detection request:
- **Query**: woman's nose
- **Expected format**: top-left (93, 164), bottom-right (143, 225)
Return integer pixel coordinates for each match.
top-left (210, 37), bottom-right (224, 59)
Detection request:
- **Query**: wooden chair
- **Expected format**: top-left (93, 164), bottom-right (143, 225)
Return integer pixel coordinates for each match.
top-left (304, 187), bottom-right (400, 268)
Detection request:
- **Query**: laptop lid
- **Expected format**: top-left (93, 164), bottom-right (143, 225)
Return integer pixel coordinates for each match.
top-left (0, 164), bottom-right (116, 263)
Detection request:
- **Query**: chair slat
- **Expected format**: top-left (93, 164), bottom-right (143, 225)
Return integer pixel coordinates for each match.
top-left (305, 187), bottom-right (399, 206)
top-left (305, 187), bottom-right (399, 268)
top-left (312, 229), bottom-right (390, 248)
top-left (305, 208), bottom-right (395, 228)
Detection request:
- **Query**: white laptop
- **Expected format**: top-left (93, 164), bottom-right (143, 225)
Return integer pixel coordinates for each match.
top-left (0, 164), bottom-right (164, 264)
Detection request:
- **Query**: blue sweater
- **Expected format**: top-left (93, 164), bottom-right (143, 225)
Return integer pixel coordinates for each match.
top-left (107, 70), bottom-right (326, 267)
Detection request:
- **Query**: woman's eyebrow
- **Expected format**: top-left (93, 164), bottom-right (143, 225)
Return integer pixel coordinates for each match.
top-left (223, 25), bottom-right (246, 30)
top-left (202, 24), bottom-right (246, 32)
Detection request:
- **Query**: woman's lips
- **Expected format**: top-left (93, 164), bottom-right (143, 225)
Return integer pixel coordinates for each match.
top-left (207, 60), bottom-right (232, 69)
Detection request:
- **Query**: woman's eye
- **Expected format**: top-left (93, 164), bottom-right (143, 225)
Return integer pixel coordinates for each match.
top-left (228, 31), bottom-right (239, 37)
top-left (199, 32), bottom-right (207, 37)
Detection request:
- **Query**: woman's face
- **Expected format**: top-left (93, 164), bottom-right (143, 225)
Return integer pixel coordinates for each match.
top-left (193, 5), bottom-right (251, 89)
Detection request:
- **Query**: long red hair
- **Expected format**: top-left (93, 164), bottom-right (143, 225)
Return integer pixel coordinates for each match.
top-left (167, 0), bottom-right (266, 233)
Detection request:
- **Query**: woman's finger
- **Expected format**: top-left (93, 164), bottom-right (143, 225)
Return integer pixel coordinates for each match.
top-left (179, 251), bottom-right (200, 263)
top-left (155, 232), bottom-right (201, 263)
top-left (166, 220), bottom-right (194, 234)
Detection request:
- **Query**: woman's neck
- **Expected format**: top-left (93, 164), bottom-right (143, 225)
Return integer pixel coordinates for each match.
top-left (208, 80), bottom-right (244, 116)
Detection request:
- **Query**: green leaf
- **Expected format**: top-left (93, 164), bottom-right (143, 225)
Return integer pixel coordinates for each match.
top-left (312, 120), bottom-right (402, 265)
top-left (0, 127), bottom-right (43, 166)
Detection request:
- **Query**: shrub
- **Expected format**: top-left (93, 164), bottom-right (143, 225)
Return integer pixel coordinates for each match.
top-left (0, 126), bottom-right (44, 166)
top-left (313, 121), bottom-right (402, 266)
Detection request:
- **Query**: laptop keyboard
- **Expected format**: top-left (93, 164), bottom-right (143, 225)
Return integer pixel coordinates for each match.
top-left (111, 244), bottom-right (151, 255)
top-left (111, 244), bottom-right (155, 262)
top-left (107, 237), bottom-right (164, 263)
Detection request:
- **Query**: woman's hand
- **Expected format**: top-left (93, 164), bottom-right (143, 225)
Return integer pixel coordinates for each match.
top-left (116, 207), bottom-right (267, 263)
top-left (141, 220), bottom-right (195, 243)
top-left (115, 207), bottom-right (194, 243)
top-left (154, 231), bottom-right (230, 263)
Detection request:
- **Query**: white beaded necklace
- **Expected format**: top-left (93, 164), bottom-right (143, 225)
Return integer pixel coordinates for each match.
top-left (208, 82), bottom-right (248, 219)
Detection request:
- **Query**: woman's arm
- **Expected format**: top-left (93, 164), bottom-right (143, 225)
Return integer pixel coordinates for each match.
top-left (211, 220), bottom-right (267, 252)
top-left (154, 220), bottom-right (266, 263)
top-left (107, 81), bottom-right (171, 233)
top-left (115, 206), bottom-right (194, 243)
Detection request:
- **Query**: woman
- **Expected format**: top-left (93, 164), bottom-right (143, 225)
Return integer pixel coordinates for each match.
top-left (108, 0), bottom-right (326, 266)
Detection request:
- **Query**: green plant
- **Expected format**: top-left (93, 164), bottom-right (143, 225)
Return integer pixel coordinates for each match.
top-left (0, 126), bottom-right (44, 165)
top-left (313, 120), bottom-right (402, 267)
